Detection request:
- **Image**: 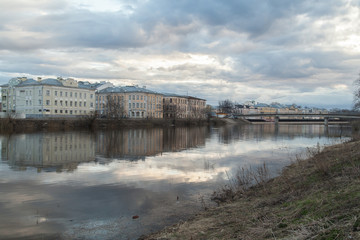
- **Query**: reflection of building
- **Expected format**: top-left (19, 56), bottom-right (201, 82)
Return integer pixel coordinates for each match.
top-left (163, 127), bottom-right (207, 152)
top-left (95, 129), bottom-right (164, 160)
top-left (96, 127), bottom-right (209, 160)
top-left (1, 132), bottom-right (95, 171)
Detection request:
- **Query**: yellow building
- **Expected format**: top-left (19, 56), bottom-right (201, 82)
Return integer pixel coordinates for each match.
top-left (96, 86), bottom-right (163, 118)
top-left (163, 93), bottom-right (206, 119)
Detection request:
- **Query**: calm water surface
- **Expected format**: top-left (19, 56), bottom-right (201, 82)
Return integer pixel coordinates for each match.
top-left (0, 124), bottom-right (352, 239)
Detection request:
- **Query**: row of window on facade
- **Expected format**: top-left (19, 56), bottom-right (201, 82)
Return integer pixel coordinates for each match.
top-left (96, 94), bottom-right (161, 102)
top-left (19, 89), bottom-right (93, 99)
top-left (24, 100), bottom-right (93, 108)
top-left (129, 111), bottom-right (161, 118)
top-left (45, 90), bottom-right (93, 99)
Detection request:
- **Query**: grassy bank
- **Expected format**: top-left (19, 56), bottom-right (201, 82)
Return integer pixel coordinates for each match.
top-left (142, 137), bottom-right (360, 240)
top-left (0, 117), bottom-right (247, 133)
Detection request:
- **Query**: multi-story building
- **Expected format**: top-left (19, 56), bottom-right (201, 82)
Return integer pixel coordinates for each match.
top-left (163, 93), bottom-right (189, 119)
top-left (96, 86), bottom-right (164, 118)
top-left (1, 77), bottom-right (96, 117)
top-left (163, 93), bottom-right (206, 119)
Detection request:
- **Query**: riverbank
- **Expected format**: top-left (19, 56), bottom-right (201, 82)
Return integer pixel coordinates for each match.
top-left (0, 117), bottom-right (248, 133)
top-left (142, 137), bottom-right (360, 239)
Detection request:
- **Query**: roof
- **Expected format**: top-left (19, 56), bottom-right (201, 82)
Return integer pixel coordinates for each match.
top-left (98, 86), bottom-right (162, 95)
top-left (15, 78), bottom-right (95, 90)
top-left (163, 92), bottom-right (206, 101)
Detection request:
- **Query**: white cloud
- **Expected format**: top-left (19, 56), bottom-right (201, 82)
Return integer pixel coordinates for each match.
top-left (0, 0), bottom-right (359, 108)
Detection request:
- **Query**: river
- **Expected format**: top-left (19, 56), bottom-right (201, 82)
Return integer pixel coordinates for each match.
top-left (0, 124), bottom-right (353, 239)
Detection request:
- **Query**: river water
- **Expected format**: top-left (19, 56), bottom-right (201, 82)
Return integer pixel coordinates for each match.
top-left (0, 124), bottom-right (353, 239)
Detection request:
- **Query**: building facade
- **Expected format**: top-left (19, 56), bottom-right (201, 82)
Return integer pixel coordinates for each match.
top-left (1, 77), bottom-right (96, 117)
top-left (96, 86), bottom-right (164, 118)
top-left (163, 93), bottom-right (206, 119)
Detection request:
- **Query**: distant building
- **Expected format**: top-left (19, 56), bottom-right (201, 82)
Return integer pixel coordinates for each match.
top-left (1, 77), bottom-right (96, 117)
top-left (163, 93), bottom-right (206, 119)
top-left (96, 86), bottom-right (164, 118)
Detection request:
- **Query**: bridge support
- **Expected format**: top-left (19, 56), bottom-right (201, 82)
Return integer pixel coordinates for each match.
top-left (324, 117), bottom-right (329, 126)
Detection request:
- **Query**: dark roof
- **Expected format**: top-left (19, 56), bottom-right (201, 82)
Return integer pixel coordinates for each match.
top-left (15, 78), bottom-right (95, 90)
top-left (98, 86), bottom-right (162, 95)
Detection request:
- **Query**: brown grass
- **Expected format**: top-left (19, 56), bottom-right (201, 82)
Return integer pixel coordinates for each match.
top-left (142, 139), bottom-right (360, 240)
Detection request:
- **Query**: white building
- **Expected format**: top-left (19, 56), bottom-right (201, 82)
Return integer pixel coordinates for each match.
top-left (1, 77), bottom-right (96, 118)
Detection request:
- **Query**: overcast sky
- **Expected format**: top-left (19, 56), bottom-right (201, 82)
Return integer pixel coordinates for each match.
top-left (0, 0), bottom-right (359, 108)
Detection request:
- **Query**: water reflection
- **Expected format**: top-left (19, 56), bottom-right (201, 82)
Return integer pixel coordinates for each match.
top-left (0, 124), bottom-right (353, 240)
top-left (1, 132), bottom-right (95, 172)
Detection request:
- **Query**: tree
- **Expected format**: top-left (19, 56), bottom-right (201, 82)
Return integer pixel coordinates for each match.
top-left (163, 102), bottom-right (180, 119)
top-left (354, 73), bottom-right (360, 111)
top-left (105, 95), bottom-right (125, 119)
top-left (218, 99), bottom-right (234, 114)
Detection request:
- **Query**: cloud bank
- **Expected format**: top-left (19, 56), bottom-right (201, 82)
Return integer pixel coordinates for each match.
top-left (0, 0), bottom-right (359, 108)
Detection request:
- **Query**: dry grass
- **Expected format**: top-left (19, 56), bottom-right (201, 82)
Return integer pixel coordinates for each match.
top-left (142, 139), bottom-right (360, 240)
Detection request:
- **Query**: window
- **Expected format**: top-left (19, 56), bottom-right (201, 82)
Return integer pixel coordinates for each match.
top-left (70, 110), bottom-right (73, 114)
top-left (136, 95), bottom-right (139, 100)
top-left (84, 93), bottom-right (86, 98)
top-left (60, 91), bottom-right (63, 97)
top-left (70, 101), bottom-right (72, 107)
top-left (39, 100), bottom-right (42, 105)
top-left (84, 102), bottom-right (86, 107)
top-left (65, 110), bottom-right (68, 113)
top-left (79, 93), bottom-right (82, 98)
top-left (132, 95), bottom-right (135, 100)
top-left (129, 103), bottom-right (131, 108)
top-left (140, 103), bottom-right (143, 108)
top-left (65, 101), bottom-right (68, 106)
top-left (90, 94), bottom-right (93, 99)
top-left (70, 92), bottom-right (72, 97)
top-left (132, 103), bottom-right (135, 108)
top-left (141, 96), bottom-right (143, 100)
top-left (75, 92), bottom-right (77, 98)
top-left (136, 103), bottom-right (139, 108)
top-left (46, 90), bottom-right (50, 96)
top-left (39, 90), bottom-right (42, 96)
top-left (79, 102), bottom-right (82, 107)
top-left (55, 110), bottom-right (58, 113)
top-left (75, 102), bottom-right (77, 107)
top-left (90, 103), bottom-right (93, 107)
top-left (60, 100), bottom-right (63, 106)
top-left (46, 100), bottom-right (50, 105)
top-left (129, 95), bottom-right (131, 100)
top-left (55, 91), bottom-right (58, 96)
top-left (55, 100), bottom-right (58, 106)
top-left (26, 100), bottom-right (28, 106)
top-left (60, 110), bottom-right (63, 113)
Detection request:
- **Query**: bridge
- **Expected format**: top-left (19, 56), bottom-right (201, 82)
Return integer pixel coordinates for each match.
top-left (234, 113), bottom-right (360, 125)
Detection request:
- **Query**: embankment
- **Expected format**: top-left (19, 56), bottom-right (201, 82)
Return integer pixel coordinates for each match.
top-left (0, 117), bottom-right (248, 133)
top-left (142, 138), bottom-right (360, 240)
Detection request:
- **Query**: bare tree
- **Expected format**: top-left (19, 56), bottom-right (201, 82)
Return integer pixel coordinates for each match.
top-left (354, 73), bottom-right (360, 111)
top-left (218, 99), bottom-right (234, 114)
top-left (105, 95), bottom-right (125, 119)
top-left (163, 102), bottom-right (180, 119)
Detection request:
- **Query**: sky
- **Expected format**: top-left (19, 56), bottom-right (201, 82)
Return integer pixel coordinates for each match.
top-left (0, 0), bottom-right (359, 109)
